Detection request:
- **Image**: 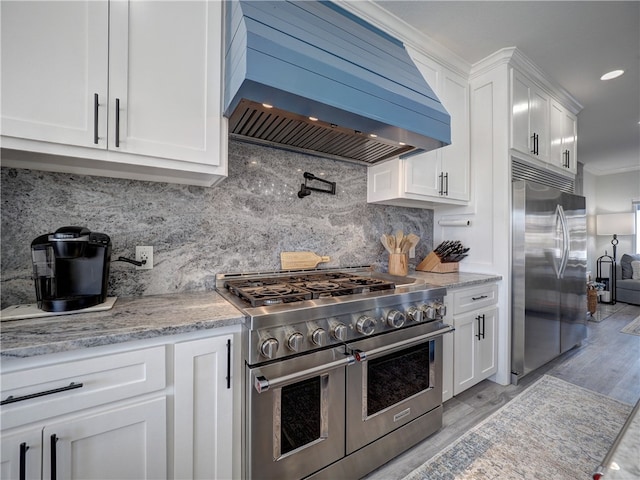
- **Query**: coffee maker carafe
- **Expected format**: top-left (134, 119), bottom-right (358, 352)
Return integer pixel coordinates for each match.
top-left (31, 226), bottom-right (112, 312)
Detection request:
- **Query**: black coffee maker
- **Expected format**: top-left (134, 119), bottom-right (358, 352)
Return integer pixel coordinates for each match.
top-left (31, 226), bottom-right (112, 312)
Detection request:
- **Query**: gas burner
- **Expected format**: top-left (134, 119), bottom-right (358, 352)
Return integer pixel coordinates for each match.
top-left (222, 269), bottom-right (397, 307)
top-left (250, 285), bottom-right (296, 298)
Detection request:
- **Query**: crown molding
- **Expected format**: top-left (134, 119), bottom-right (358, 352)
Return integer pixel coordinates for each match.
top-left (470, 47), bottom-right (583, 114)
top-left (335, 0), bottom-right (471, 78)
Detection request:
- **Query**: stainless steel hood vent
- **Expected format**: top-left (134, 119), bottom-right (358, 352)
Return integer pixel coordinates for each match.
top-left (224, 1), bottom-right (451, 165)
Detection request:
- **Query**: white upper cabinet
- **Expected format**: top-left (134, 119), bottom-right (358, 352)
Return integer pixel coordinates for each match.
top-left (1, 0), bottom-right (227, 187)
top-left (511, 69), bottom-right (550, 163)
top-left (368, 51), bottom-right (469, 208)
top-left (510, 64), bottom-right (578, 177)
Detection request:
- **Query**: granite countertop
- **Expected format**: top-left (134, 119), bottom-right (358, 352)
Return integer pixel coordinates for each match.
top-left (411, 271), bottom-right (502, 289)
top-left (0, 291), bottom-right (244, 359)
top-left (0, 272), bottom-right (500, 360)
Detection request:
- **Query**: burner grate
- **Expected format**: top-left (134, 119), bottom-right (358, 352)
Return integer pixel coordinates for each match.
top-left (224, 273), bottom-right (395, 307)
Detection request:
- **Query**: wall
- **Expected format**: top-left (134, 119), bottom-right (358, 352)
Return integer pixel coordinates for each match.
top-left (584, 169), bottom-right (640, 275)
top-left (0, 141), bottom-right (435, 309)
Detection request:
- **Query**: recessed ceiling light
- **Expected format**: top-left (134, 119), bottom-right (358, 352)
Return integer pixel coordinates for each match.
top-left (370, 133), bottom-right (378, 138)
top-left (600, 70), bottom-right (624, 81)
top-left (308, 116), bottom-right (318, 122)
top-left (262, 103), bottom-right (273, 109)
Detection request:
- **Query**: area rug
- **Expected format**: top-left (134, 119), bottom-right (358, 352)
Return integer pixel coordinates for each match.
top-left (621, 315), bottom-right (640, 336)
top-left (402, 375), bottom-right (632, 480)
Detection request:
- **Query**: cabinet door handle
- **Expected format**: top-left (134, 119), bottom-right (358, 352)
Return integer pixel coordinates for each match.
top-left (444, 172), bottom-right (449, 196)
top-left (19, 442), bottom-right (29, 480)
top-left (438, 172), bottom-right (444, 195)
top-left (226, 338), bottom-right (231, 390)
top-left (115, 98), bottom-right (121, 147)
top-left (1, 382), bottom-right (83, 405)
top-left (93, 93), bottom-right (99, 144)
top-left (50, 434), bottom-right (58, 480)
top-left (530, 133), bottom-right (536, 155)
top-left (476, 315), bottom-right (482, 340)
top-left (481, 314), bottom-right (486, 339)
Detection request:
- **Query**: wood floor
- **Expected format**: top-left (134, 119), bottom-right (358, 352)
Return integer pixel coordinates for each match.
top-left (364, 302), bottom-right (640, 480)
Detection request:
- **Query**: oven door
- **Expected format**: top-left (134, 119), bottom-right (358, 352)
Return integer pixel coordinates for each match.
top-left (345, 323), bottom-right (451, 454)
top-left (246, 347), bottom-right (354, 480)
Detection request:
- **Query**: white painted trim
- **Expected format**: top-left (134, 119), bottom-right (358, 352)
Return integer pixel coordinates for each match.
top-left (336, 0), bottom-right (471, 78)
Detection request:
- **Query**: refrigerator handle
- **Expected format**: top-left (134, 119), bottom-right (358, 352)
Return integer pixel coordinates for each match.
top-left (557, 205), bottom-right (570, 278)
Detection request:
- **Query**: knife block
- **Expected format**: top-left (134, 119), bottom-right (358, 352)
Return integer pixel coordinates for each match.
top-left (416, 251), bottom-right (459, 273)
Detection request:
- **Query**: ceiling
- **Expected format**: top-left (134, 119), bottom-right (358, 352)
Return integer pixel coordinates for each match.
top-left (374, 1), bottom-right (640, 176)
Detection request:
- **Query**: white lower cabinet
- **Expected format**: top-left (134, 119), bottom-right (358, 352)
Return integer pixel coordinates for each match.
top-left (173, 334), bottom-right (234, 480)
top-left (0, 346), bottom-right (167, 480)
top-left (442, 283), bottom-right (499, 398)
top-left (1, 329), bottom-right (240, 480)
top-left (453, 306), bottom-right (498, 395)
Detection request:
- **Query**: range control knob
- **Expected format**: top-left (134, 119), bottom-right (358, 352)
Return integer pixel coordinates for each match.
top-left (406, 306), bottom-right (423, 323)
top-left (356, 315), bottom-right (377, 335)
top-left (311, 328), bottom-right (327, 346)
top-left (422, 304), bottom-right (437, 321)
top-left (332, 323), bottom-right (348, 341)
top-left (435, 303), bottom-right (447, 317)
top-left (260, 338), bottom-right (279, 359)
top-left (386, 310), bottom-right (406, 328)
top-left (287, 332), bottom-right (304, 352)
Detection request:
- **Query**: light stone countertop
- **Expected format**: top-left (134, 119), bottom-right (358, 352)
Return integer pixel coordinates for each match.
top-left (0, 291), bottom-right (244, 359)
top-left (411, 271), bottom-right (502, 289)
top-left (0, 272), bottom-right (500, 359)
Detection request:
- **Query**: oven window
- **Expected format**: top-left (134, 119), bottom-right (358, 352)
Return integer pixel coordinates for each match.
top-left (367, 343), bottom-right (431, 416)
top-left (280, 376), bottom-right (321, 455)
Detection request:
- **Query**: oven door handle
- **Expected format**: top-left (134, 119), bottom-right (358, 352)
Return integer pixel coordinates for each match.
top-left (254, 354), bottom-right (356, 393)
top-left (351, 324), bottom-right (454, 361)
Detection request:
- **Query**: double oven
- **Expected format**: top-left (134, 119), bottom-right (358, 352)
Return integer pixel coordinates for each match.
top-left (216, 267), bottom-right (452, 480)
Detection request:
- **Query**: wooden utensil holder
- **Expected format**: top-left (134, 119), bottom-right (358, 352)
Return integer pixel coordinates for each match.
top-left (416, 251), bottom-right (459, 273)
top-left (388, 253), bottom-right (408, 276)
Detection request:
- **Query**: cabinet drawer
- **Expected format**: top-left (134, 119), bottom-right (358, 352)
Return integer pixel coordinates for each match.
top-left (1, 346), bottom-right (166, 430)
top-left (451, 284), bottom-right (498, 315)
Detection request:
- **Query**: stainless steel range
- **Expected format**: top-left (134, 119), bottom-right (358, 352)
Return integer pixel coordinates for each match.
top-left (216, 266), bottom-right (453, 480)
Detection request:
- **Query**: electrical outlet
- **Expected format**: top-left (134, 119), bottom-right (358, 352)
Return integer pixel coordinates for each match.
top-left (135, 246), bottom-right (153, 270)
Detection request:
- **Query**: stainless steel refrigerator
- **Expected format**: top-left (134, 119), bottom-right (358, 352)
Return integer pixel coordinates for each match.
top-left (511, 180), bottom-right (587, 384)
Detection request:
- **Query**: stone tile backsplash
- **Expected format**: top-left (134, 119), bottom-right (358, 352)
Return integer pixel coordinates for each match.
top-left (1, 141), bottom-right (433, 308)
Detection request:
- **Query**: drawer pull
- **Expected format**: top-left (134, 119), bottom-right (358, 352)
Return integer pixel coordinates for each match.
top-left (1, 382), bottom-right (83, 405)
top-left (472, 295), bottom-right (488, 301)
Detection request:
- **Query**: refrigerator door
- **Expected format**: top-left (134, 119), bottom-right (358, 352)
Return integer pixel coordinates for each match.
top-left (559, 192), bottom-right (587, 352)
top-left (512, 181), bottom-right (563, 380)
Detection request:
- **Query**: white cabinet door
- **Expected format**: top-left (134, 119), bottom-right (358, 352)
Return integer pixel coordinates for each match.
top-left (529, 85), bottom-right (550, 162)
top-left (511, 71), bottom-right (531, 156)
top-left (42, 397), bottom-right (167, 480)
top-left (477, 307), bottom-right (498, 379)
top-left (0, 428), bottom-right (41, 480)
top-left (511, 70), bottom-right (550, 163)
top-left (173, 335), bottom-right (233, 480)
top-left (562, 110), bottom-right (577, 174)
top-left (550, 101), bottom-right (577, 174)
top-left (452, 311), bottom-right (477, 395)
top-left (108, 0), bottom-right (224, 166)
top-left (550, 101), bottom-right (564, 168)
top-left (0, 1), bottom-right (108, 148)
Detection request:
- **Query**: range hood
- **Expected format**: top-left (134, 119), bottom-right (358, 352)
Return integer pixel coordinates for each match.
top-left (224, 0), bottom-right (451, 165)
